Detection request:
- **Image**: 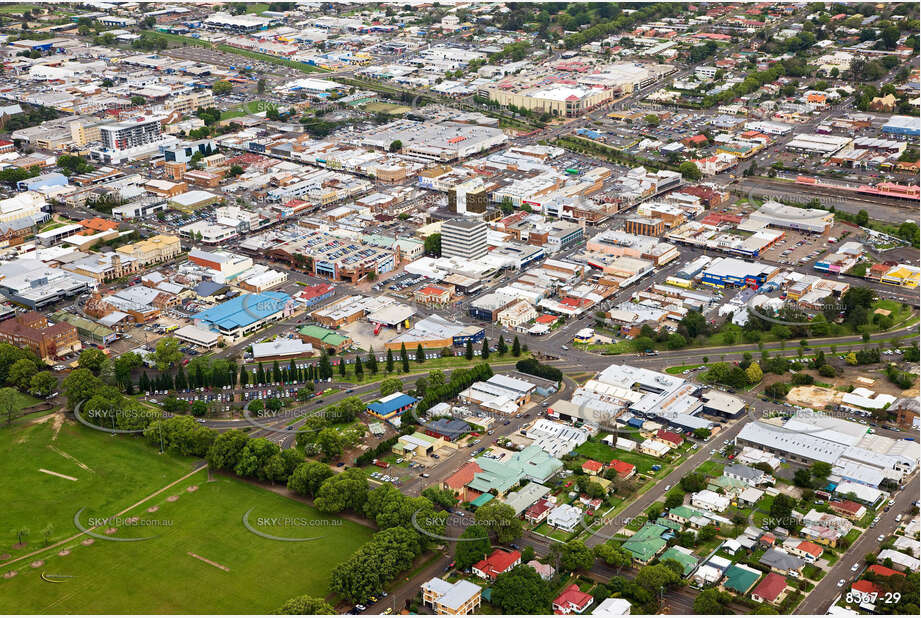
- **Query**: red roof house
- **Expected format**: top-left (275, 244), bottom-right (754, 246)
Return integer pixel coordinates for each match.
top-left (655, 429), bottom-right (684, 448)
top-left (794, 540), bottom-right (824, 563)
top-left (472, 549), bottom-right (521, 581)
top-left (525, 498), bottom-right (553, 524)
top-left (751, 573), bottom-right (788, 604)
top-left (582, 459), bottom-right (603, 476)
top-left (552, 584), bottom-right (593, 614)
top-left (851, 580), bottom-right (881, 596)
top-left (867, 564), bottom-right (904, 578)
top-left (606, 459), bottom-right (636, 479)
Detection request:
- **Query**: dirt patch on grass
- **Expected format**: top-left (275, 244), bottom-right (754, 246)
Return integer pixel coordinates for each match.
top-left (787, 385), bottom-right (841, 408)
top-left (48, 445), bottom-right (92, 472)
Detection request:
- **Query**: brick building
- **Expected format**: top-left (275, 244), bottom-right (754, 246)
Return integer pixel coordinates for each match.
top-left (0, 312), bottom-right (82, 361)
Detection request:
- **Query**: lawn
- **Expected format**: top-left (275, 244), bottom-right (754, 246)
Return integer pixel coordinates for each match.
top-left (0, 419), bottom-right (373, 613)
top-left (1, 417), bottom-right (193, 559)
top-left (575, 439), bottom-right (668, 476)
top-left (697, 461), bottom-right (725, 478)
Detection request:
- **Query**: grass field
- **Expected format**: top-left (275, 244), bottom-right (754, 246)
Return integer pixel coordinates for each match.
top-left (0, 3), bottom-right (39, 13)
top-left (0, 418), bottom-right (373, 613)
top-left (1, 416), bottom-right (193, 558)
top-left (220, 100), bottom-right (271, 120)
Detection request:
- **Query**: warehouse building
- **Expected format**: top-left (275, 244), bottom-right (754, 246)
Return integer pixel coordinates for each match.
top-left (193, 291), bottom-right (293, 338)
top-left (700, 257), bottom-right (779, 289)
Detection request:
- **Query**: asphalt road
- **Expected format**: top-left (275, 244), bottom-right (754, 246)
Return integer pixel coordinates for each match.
top-left (796, 474), bottom-right (920, 614)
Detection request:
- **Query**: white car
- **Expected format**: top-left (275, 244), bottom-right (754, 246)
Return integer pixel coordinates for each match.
top-left (851, 563), bottom-right (860, 572)
top-left (836, 579), bottom-right (845, 588)
top-left (877, 535), bottom-right (885, 542)
top-left (888, 499), bottom-right (896, 506)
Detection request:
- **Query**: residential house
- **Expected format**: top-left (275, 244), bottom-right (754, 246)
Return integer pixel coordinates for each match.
top-left (788, 540), bottom-right (823, 564)
top-left (582, 459), bottom-right (603, 476)
top-left (547, 504), bottom-right (582, 532)
top-left (724, 463), bottom-right (773, 486)
top-left (471, 549), bottom-right (520, 581)
top-left (606, 459), bottom-right (636, 479)
top-left (552, 584), bottom-right (593, 615)
top-left (525, 498), bottom-right (553, 525)
top-left (691, 490), bottom-right (731, 513)
top-left (528, 560), bottom-right (555, 581)
top-left (751, 573), bottom-right (789, 605)
top-left (721, 564), bottom-right (762, 595)
top-left (759, 548), bottom-right (805, 577)
top-left (655, 429), bottom-right (684, 448)
top-left (829, 500), bottom-right (867, 521)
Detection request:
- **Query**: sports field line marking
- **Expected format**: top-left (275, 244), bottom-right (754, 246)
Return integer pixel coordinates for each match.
top-left (0, 464), bottom-right (207, 571)
top-left (48, 445), bottom-right (93, 472)
top-left (39, 469), bottom-right (77, 482)
top-left (187, 552), bottom-right (230, 572)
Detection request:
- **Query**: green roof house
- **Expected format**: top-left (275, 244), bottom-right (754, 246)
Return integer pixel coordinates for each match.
top-left (721, 564), bottom-right (762, 595)
top-left (622, 523), bottom-right (668, 564)
top-left (659, 547), bottom-right (699, 577)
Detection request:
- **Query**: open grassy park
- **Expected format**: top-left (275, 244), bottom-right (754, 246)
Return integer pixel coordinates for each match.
top-left (0, 416), bottom-right (373, 613)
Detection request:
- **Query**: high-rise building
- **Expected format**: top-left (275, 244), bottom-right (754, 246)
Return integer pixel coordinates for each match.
top-left (442, 218), bottom-right (487, 261)
top-left (99, 117), bottom-right (163, 151)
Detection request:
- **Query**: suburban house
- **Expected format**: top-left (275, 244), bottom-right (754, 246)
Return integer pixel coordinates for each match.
top-left (528, 560), bottom-right (555, 581)
top-left (720, 564), bottom-right (762, 595)
top-left (421, 578), bottom-right (482, 615)
top-left (787, 540), bottom-right (824, 564)
top-left (525, 498), bottom-right (554, 525)
top-left (552, 584), bottom-right (594, 614)
top-left (547, 503), bottom-right (582, 532)
top-left (655, 429), bottom-right (684, 448)
top-left (606, 459), bottom-right (637, 479)
top-left (751, 573), bottom-right (789, 605)
top-left (582, 459), bottom-right (603, 476)
top-left (724, 463), bottom-right (774, 486)
top-left (592, 598), bottom-right (632, 615)
top-left (829, 499), bottom-right (867, 521)
top-left (471, 549), bottom-right (521, 581)
top-left (691, 490), bottom-right (731, 513)
top-left (759, 548), bottom-right (805, 576)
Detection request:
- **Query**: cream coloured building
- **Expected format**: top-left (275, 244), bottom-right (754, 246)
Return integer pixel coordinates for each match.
top-left (116, 234), bottom-right (181, 266)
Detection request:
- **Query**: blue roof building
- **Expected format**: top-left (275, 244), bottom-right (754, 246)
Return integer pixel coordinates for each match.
top-left (366, 392), bottom-right (418, 420)
top-left (17, 172), bottom-right (68, 192)
top-left (193, 291), bottom-right (292, 337)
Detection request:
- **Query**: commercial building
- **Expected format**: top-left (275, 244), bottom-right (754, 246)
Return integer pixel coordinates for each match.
top-left (116, 234), bottom-right (181, 267)
top-left (744, 202), bottom-right (834, 234)
top-left (441, 218), bottom-right (487, 261)
top-left (366, 392), bottom-right (418, 421)
top-left (700, 257), bottom-right (779, 288)
top-left (193, 291), bottom-right (293, 338)
top-left (882, 115), bottom-right (920, 137)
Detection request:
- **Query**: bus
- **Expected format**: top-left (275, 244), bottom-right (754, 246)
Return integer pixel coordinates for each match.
top-left (565, 168), bottom-right (581, 175)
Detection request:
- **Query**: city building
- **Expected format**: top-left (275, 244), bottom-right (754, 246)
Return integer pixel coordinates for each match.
top-left (0, 312), bottom-right (81, 361)
top-left (441, 218), bottom-right (487, 260)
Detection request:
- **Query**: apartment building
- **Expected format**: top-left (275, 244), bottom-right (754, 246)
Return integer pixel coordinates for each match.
top-left (421, 578), bottom-right (482, 615)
